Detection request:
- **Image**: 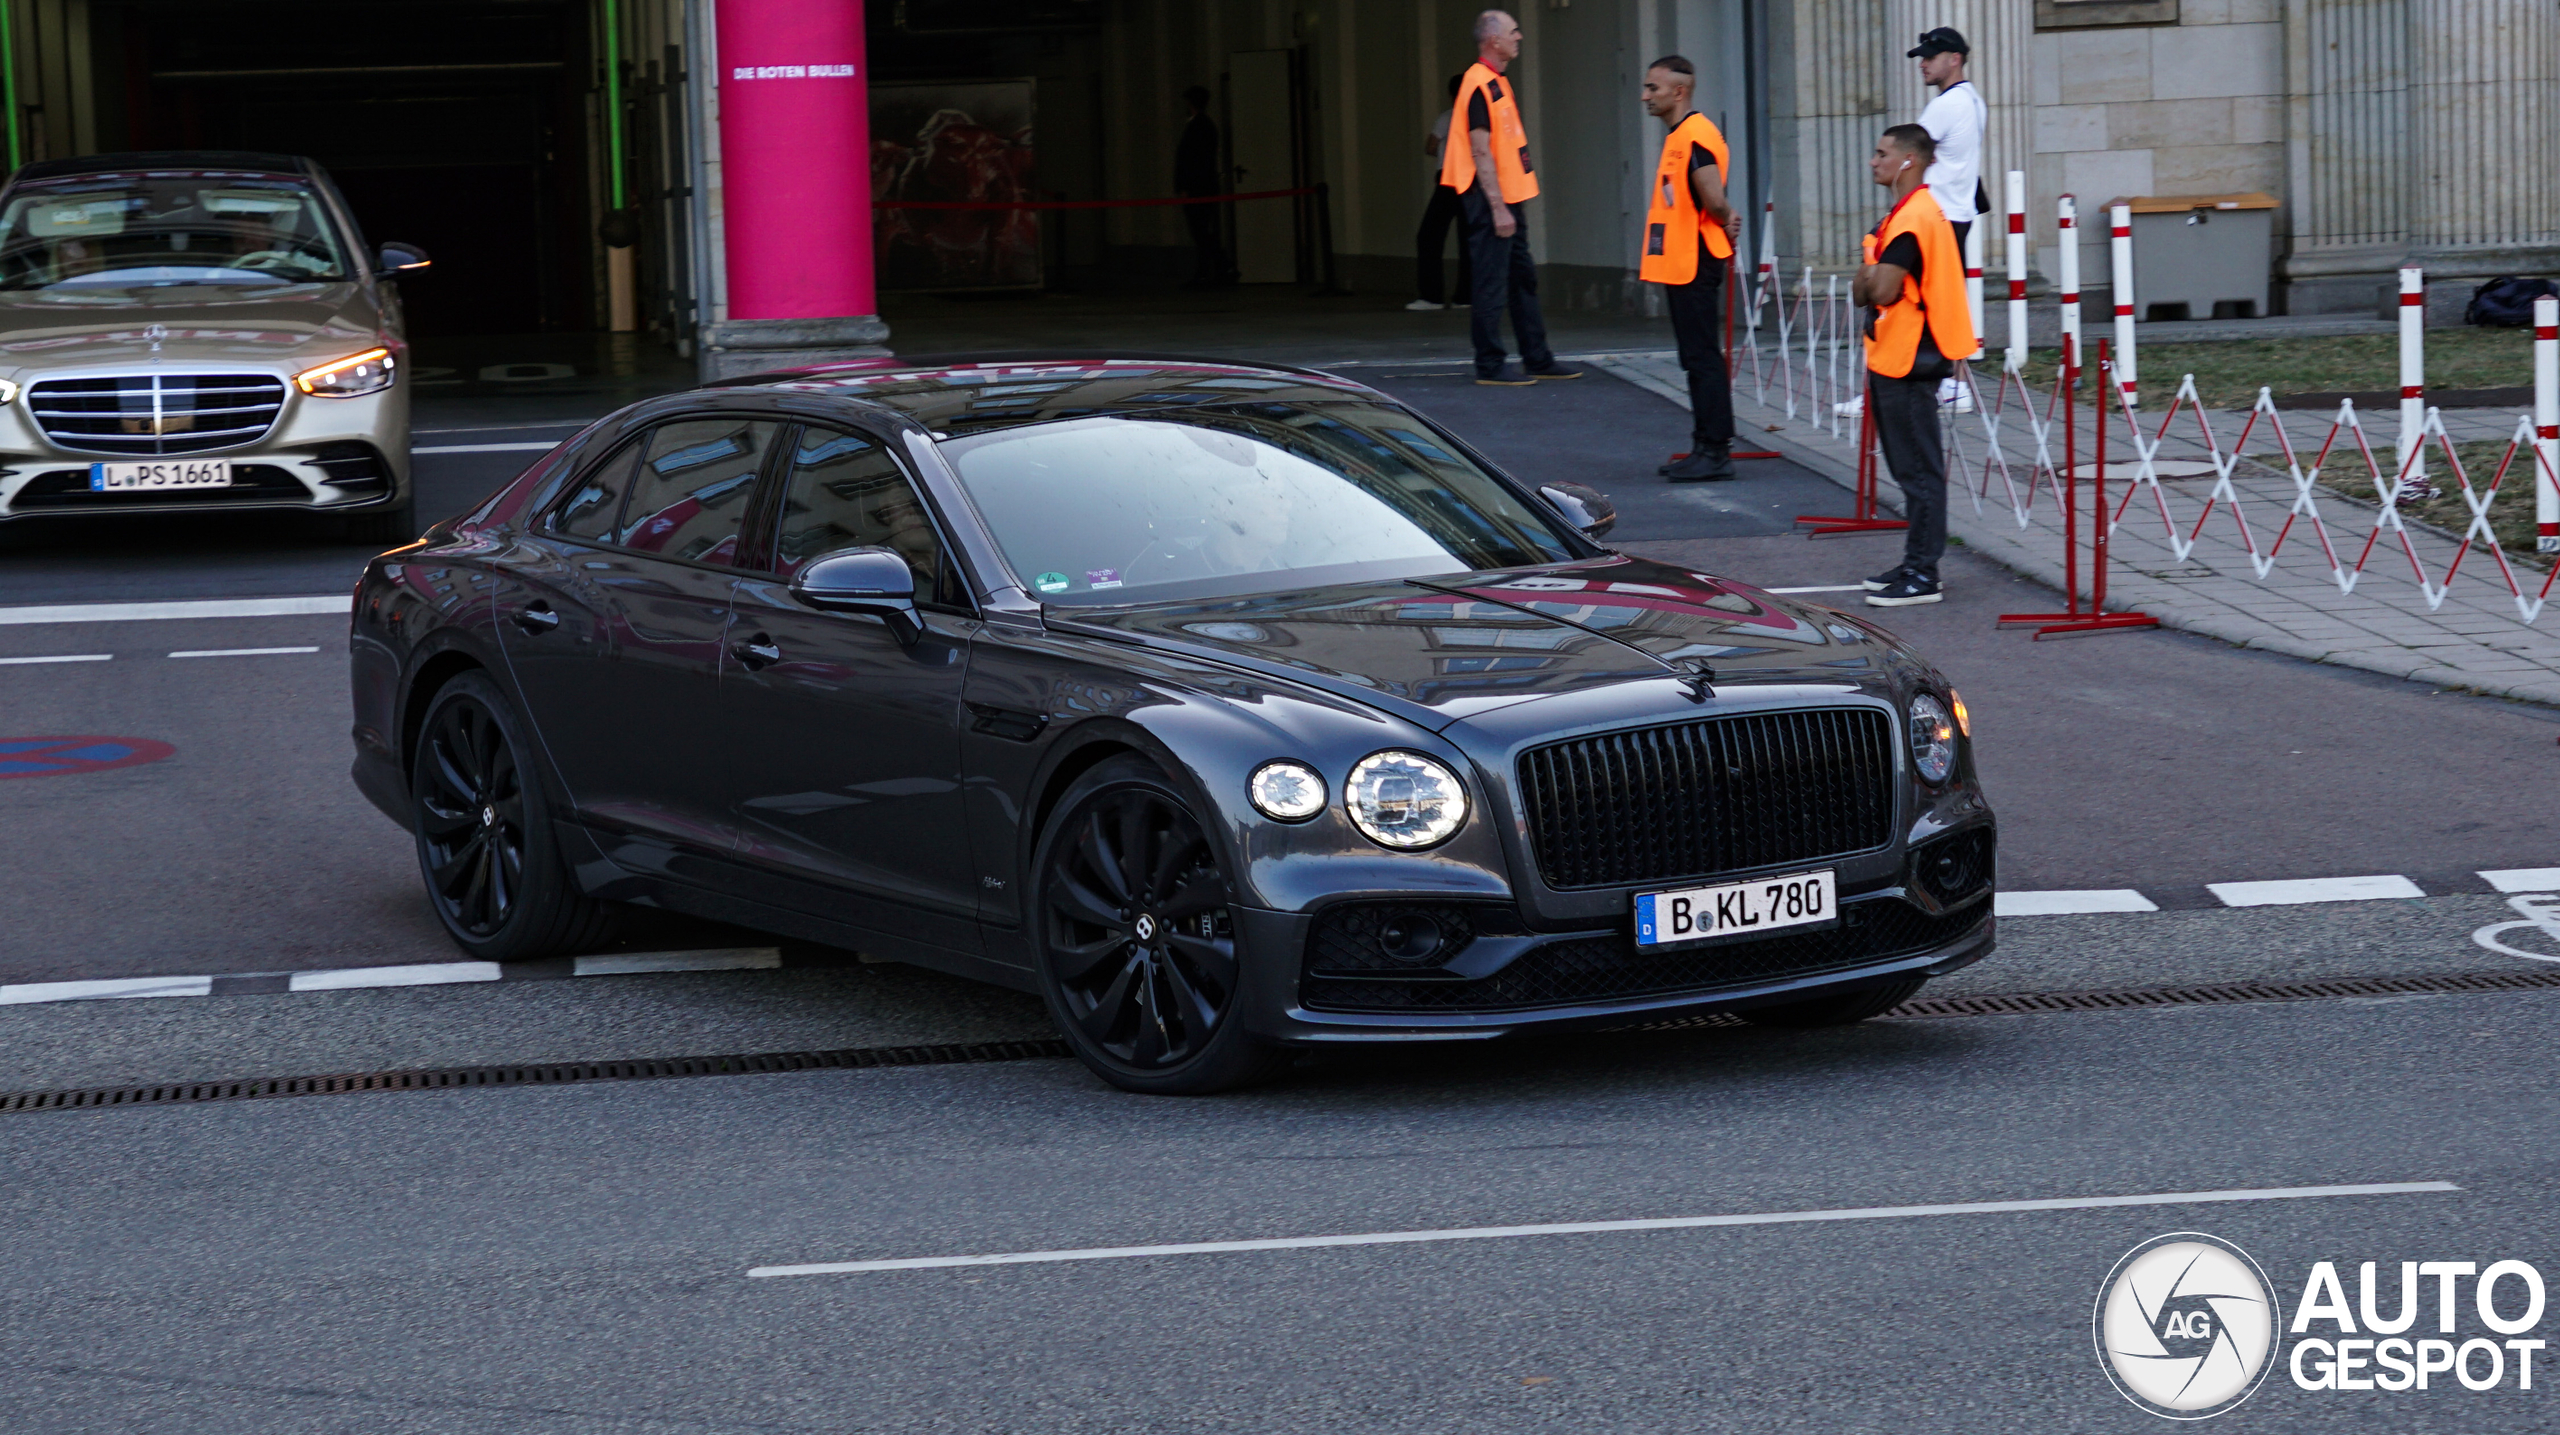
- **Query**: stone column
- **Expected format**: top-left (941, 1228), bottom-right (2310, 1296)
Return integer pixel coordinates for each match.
top-left (2404, 0), bottom-right (2560, 290)
top-left (1770, 0), bottom-right (1889, 270)
top-left (2280, 0), bottom-right (2411, 314)
top-left (1884, 0), bottom-right (2030, 245)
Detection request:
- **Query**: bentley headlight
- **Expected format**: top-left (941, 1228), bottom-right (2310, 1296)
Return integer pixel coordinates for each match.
top-left (1345, 750), bottom-right (1468, 849)
top-left (1247, 760), bottom-right (1326, 821)
top-left (294, 346), bottom-right (396, 398)
top-left (1909, 693), bottom-right (1957, 784)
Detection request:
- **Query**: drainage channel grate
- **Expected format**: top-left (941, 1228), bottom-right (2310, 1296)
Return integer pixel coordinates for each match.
top-left (0, 1039), bottom-right (1073, 1115)
top-left (12, 968), bottom-right (2560, 1115)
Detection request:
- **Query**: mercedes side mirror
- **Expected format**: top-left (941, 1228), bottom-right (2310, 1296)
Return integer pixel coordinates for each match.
top-left (790, 545), bottom-right (920, 643)
top-left (1542, 482), bottom-right (1617, 541)
top-left (376, 242), bottom-right (432, 273)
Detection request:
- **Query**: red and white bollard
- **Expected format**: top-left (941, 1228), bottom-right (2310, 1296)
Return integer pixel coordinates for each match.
top-left (2110, 201), bottom-right (2137, 406)
top-left (1754, 200), bottom-right (1777, 318)
top-left (2537, 294), bottom-right (2557, 553)
top-left (1964, 204), bottom-right (1986, 361)
top-left (2005, 170), bottom-right (2028, 372)
top-left (2397, 266), bottom-right (2427, 490)
top-left (2057, 195), bottom-right (2081, 374)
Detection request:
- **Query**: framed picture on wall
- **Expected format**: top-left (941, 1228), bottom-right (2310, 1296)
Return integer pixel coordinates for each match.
top-left (2035, 0), bottom-right (2178, 27)
top-left (872, 79), bottom-right (1040, 292)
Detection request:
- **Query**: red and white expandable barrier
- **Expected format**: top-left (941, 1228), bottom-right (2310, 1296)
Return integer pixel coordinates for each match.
top-left (2110, 201), bottom-right (2137, 407)
top-left (2004, 171), bottom-right (2028, 373)
top-left (2399, 267), bottom-right (2428, 488)
top-left (2056, 195), bottom-right (2082, 372)
top-left (2539, 295), bottom-right (2558, 553)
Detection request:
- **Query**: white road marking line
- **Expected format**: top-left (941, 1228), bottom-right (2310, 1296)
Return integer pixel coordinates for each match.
top-left (1994, 889), bottom-right (2160, 916)
top-left (1765, 585), bottom-right (1865, 594)
top-left (0, 975), bottom-right (214, 1004)
top-left (0, 653), bottom-right (111, 665)
top-left (2480, 869), bottom-right (2560, 894)
top-left (288, 962), bottom-right (503, 992)
top-left (2207, 874), bottom-right (2426, 907)
top-left (167, 646), bottom-right (321, 659)
top-left (573, 948), bottom-right (783, 977)
top-left (412, 441), bottom-right (561, 454)
top-left (412, 421), bottom-right (593, 435)
top-left (0, 596), bottom-right (348, 626)
top-left (746, 1181), bottom-right (2460, 1278)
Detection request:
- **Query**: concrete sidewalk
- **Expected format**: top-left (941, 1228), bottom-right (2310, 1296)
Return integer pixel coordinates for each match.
top-left (1587, 346), bottom-right (2560, 709)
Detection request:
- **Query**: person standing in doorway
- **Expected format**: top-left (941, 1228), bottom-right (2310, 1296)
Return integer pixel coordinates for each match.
top-left (1175, 85), bottom-right (1232, 289)
top-left (1854, 124), bottom-right (1975, 607)
top-left (1409, 74), bottom-right (1474, 312)
top-left (1638, 56), bottom-right (1741, 481)
top-left (1446, 10), bottom-right (1579, 384)
top-left (1912, 27), bottom-right (1984, 411)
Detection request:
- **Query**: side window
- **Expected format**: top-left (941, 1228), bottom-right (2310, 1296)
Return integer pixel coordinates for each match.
top-left (617, 417), bottom-right (781, 565)
top-left (550, 437), bottom-right (643, 541)
top-left (773, 427), bottom-right (955, 604)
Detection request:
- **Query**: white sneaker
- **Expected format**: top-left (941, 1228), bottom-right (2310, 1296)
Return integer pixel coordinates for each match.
top-left (1833, 396), bottom-right (1865, 418)
top-left (1404, 299), bottom-right (1446, 312)
top-left (1938, 380), bottom-right (1974, 414)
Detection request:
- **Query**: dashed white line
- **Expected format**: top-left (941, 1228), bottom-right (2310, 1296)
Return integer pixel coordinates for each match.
top-left (745, 1181), bottom-right (2460, 1278)
top-left (0, 653), bottom-right (110, 665)
top-left (167, 646), bottom-right (321, 659)
top-left (287, 962), bottom-right (504, 992)
top-left (0, 974), bottom-right (213, 1004)
top-left (0, 596), bottom-right (348, 625)
top-left (2480, 869), bottom-right (2560, 894)
top-left (412, 441), bottom-right (562, 454)
top-left (1766, 584), bottom-right (1866, 594)
top-left (2207, 875), bottom-right (2428, 907)
top-left (1994, 890), bottom-right (2159, 916)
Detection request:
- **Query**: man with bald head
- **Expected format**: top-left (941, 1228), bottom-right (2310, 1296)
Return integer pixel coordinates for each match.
top-left (1444, 9), bottom-right (1578, 385)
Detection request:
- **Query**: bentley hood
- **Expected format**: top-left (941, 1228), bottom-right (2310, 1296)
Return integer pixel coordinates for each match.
top-left (1048, 555), bottom-right (1903, 731)
top-left (0, 282), bottom-right (385, 373)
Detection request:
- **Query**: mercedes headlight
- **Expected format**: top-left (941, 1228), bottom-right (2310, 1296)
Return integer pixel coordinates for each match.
top-left (294, 346), bottom-right (396, 398)
top-left (1909, 693), bottom-right (1957, 784)
top-left (1345, 750), bottom-right (1468, 849)
top-left (1247, 760), bottom-right (1326, 821)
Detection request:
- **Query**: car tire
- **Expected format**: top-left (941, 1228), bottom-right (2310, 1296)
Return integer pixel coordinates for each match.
top-left (409, 669), bottom-right (618, 960)
top-left (1737, 976), bottom-right (1926, 1028)
top-left (1031, 755), bottom-right (1290, 1095)
top-left (334, 497), bottom-right (417, 548)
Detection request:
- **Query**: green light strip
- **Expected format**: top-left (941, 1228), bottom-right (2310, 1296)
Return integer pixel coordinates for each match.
top-left (0, 0), bottom-right (21, 172)
top-left (602, 0), bottom-right (624, 210)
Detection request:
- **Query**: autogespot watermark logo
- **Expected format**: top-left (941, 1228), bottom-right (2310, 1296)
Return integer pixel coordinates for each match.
top-left (2097, 1235), bottom-right (2551, 1417)
top-left (2096, 1233), bottom-right (2282, 1418)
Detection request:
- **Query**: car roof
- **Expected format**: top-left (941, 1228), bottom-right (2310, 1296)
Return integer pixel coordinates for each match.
top-left (715, 353), bottom-right (1379, 436)
top-left (11, 151), bottom-right (314, 186)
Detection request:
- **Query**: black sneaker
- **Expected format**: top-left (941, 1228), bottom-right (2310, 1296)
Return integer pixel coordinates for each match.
top-left (1663, 445), bottom-right (1737, 482)
top-left (1475, 366), bottom-right (1536, 386)
top-left (1865, 573), bottom-right (1943, 607)
top-left (1525, 362), bottom-right (1583, 380)
top-left (1863, 564), bottom-right (1912, 591)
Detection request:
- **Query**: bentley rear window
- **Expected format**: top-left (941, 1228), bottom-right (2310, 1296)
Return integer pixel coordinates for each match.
top-left (941, 400), bottom-right (1576, 604)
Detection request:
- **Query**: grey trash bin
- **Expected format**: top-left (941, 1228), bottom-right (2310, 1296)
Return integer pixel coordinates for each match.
top-left (2116, 192), bottom-right (2277, 321)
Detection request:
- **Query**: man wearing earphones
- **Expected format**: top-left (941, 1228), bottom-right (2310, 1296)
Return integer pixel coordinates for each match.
top-left (1854, 124), bottom-right (1975, 608)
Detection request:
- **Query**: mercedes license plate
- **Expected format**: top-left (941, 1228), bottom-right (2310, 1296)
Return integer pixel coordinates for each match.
top-left (89, 460), bottom-right (232, 491)
top-left (1635, 869), bottom-right (1837, 947)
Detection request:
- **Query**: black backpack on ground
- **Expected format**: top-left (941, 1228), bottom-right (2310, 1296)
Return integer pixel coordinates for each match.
top-left (2465, 276), bottom-right (2559, 327)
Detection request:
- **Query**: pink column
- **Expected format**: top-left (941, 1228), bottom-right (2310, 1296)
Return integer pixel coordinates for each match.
top-left (716, 0), bottom-right (873, 322)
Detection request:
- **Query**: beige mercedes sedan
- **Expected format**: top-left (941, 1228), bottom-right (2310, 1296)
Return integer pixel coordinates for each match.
top-left (0, 151), bottom-right (427, 542)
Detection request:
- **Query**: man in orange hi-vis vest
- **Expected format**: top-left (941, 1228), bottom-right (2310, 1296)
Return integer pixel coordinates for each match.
top-left (1444, 10), bottom-right (1579, 386)
top-left (1638, 55), bottom-right (1740, 481)
top-left (1853, 123), bottom-right (1976, 608)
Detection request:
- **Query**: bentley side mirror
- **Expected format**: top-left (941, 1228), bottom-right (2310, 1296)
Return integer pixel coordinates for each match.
top-left (376, 242), bottom-right (432, 273)
top-left (1541, 482), bottom-right (1617, 541)
top-left (790, 545), bottom-right (921, 643)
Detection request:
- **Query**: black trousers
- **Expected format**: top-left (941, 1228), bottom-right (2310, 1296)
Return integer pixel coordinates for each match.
top-left (1460, 189), bottom-right (1553, 376)
top-left (1662, 246), bottom-right (1733, 447)
top-left (1414, 183), bottom-right (1473, 304)
top-left (1869, 370), bottom-right (1948, 580)
top-left (1181, 193), bottom-right (1226, 282)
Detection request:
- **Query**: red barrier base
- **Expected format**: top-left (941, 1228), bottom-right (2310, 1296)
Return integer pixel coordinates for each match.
top-left (1795, 516), bottom-right (1909, 538)
top-left (2000, 610), bottom-right (2161, 640)
top-left (1667, 451), bottom-right (1787, 462)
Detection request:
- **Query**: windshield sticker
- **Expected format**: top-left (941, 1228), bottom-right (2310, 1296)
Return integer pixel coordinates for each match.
top-left (1085, 568), bottom-right (1122, 590)
top-left (1035, 571), bottom-right (1070, 593)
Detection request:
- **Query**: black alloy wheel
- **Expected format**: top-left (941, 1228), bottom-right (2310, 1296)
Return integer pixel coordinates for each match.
top-left (409, 671), bottom-right (616, 960)
top-left (1035, 757), bottom-right (1286, 1094)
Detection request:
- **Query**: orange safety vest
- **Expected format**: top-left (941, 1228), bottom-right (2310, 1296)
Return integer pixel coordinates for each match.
top-left (1862, 187), bottom-right (1977, 378)
top-left (1640, 112), bottom-right (1733, 283)
top-left (1441, 61), bottom-right (1538, 204)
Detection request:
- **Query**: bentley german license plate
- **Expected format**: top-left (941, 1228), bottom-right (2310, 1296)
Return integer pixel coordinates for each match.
top-left (89, 460), bottom-right (232, 491)
top-left (1634, 869), bottom-right (1837, 947)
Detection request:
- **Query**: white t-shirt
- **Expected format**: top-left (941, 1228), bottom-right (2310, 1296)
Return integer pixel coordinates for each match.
top-left (1428, 113), bottom-right (1450, 178)
top-left (1917, 80), bottom-right (1985, 223)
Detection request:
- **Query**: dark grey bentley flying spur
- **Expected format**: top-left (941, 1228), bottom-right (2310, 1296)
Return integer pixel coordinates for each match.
top-left (349, 356), bottom-right (1995, 1092)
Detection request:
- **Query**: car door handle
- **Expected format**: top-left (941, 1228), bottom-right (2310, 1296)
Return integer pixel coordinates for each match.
top-left (731, 634), bottom-right (782, 670)
top-left (511, 602), bottom-right (560, 634)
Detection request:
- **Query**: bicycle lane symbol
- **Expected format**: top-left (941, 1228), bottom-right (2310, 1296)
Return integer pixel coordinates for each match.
top-left (2473, 893), bottom-right (2560, 963)
top-left (0, 736), bottom-right (176, 781)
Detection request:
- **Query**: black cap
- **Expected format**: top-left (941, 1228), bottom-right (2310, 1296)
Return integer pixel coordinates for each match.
top-left (1907, 27), bottom-right (1969, 59)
